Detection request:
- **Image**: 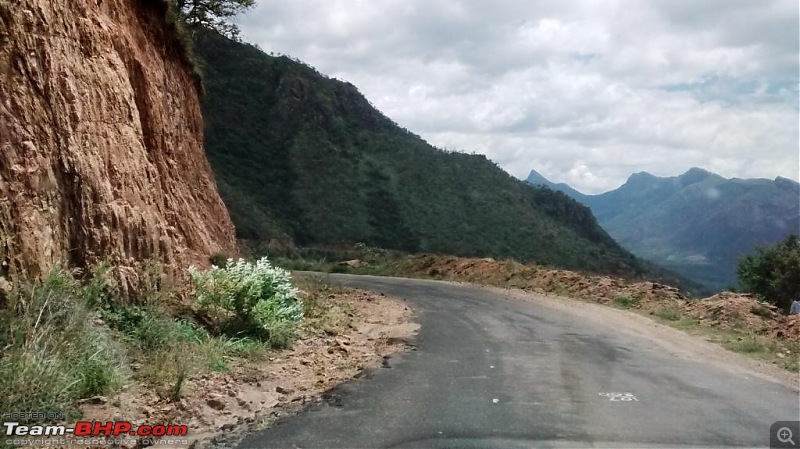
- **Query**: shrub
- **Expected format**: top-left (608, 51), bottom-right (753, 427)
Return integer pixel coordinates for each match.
top-left (329, 264), bottom-right (348, 274)
top-left (101, 301), bottom-right (179, 351)
top-left (0, 270), bottom-right (125, 418)
top-left (209, 252), bottom-right (230, 268)
top-left (81, 263), bottom-right (116, 309)
top-left (353, 242), bottom-right (389, 263)
top-left (189, 257), bottom-right (303, 347)
top-left (737, 234), bottom-right (800, 312)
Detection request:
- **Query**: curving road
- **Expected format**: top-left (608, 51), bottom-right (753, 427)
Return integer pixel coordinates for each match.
top-left (238, 274), bottom-right (800, 448)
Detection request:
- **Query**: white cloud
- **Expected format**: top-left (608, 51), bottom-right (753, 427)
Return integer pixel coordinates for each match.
top-left (236, 0), bottom-right (799, 193)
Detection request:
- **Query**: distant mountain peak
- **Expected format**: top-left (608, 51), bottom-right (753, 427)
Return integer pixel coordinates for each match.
top-left (623, 171), bottom-right (659, 188)
top-left (524, 169), bottom-right (589, 201)
top-left (624, 167), bottom-right (718, 189)
top-left (525, 169), bottom-right (551, 186)
top-left (775, 176), bottom-right (800, 186)
top-left (683, 167), bottom-right (711, 175)
top-left (679, 167), bottom-right (722, 187)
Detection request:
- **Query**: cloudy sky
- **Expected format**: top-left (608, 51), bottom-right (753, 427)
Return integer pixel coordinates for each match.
top-left (236, 0), bottom-right (799, 194)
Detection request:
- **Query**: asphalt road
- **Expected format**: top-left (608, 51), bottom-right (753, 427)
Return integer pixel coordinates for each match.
top-left (238, 274), bottom-right (800, 448)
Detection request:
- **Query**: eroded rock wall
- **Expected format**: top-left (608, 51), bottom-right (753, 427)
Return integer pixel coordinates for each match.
top-left (0, 0), bottom-right (237, 293)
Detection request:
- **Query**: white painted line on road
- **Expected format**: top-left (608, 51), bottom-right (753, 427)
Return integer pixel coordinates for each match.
top-left (598, 392), bottom-right (639, 401)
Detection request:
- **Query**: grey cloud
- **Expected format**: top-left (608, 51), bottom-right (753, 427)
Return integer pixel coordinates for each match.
top-left (235, 0), bottom-right (798, 194)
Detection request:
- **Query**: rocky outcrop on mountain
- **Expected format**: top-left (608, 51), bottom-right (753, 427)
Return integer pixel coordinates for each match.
top-left (0, 0), bottom-right (237, 294)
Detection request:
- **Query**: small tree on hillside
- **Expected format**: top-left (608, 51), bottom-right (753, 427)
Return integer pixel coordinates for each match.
top-left (173, 0), bottom-right (255, 38)
top-left (737, 234), bottom-right (800, 312)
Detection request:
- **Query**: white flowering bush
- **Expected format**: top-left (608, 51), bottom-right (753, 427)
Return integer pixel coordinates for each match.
top-left (189, 257), bottom-right (302, 347)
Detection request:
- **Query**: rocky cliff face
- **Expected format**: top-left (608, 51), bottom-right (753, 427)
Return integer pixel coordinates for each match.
top-left (0, 0), bottom-right (237, 293)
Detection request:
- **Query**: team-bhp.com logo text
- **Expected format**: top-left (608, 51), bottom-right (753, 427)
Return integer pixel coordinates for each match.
top-left (4, 421), bottom-right (189, 447)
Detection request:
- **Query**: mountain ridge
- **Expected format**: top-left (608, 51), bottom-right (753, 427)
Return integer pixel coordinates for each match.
top-left (525, 168), bottom-right (800, 291)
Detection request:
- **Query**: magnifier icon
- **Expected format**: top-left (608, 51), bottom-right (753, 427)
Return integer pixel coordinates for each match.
top-left (777, 427), bottom-right (795, 445)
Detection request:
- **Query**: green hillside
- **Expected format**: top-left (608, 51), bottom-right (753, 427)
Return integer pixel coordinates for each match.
top-left (195, 30), bottom-right (647, 277)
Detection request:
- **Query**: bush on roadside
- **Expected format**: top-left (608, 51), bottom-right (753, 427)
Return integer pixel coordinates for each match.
top-left (737, 234), bottom-right (800, 312)
top-left (189, 257), bottom-right (303, 347)
top-left (0, 269), bottom-right (126, 418)
top-left (96, 264), bottom-right (268, 399)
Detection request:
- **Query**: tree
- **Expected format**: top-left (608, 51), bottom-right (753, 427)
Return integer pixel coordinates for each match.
top-left (174, 0), bottom-right (255, 38)
top-left (737, 234), bottom-right (800, 312)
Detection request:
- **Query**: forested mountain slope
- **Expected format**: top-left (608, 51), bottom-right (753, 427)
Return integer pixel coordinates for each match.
top-left (196, 31), bottom-right (648, 276)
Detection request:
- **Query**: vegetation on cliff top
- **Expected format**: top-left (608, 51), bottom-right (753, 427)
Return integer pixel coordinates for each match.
top-left (173, 0), bottom-right (255, 39)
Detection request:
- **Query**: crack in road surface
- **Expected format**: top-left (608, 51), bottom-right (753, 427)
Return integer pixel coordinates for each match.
top-left (237, 274), bottom-right (800, 448)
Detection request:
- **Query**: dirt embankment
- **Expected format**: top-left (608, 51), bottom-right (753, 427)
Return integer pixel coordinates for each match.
top-left (79, 287), bottom-right (417, 448)
top-left (1, 0), bottom-right (237, 294)
top-left (394, 254), bottom-right (799, 343)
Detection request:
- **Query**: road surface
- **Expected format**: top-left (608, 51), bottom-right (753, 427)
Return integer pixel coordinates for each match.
top-left (238, 274), bottom-right (800, 448)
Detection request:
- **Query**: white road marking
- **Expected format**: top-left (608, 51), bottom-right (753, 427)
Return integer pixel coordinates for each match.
top-left (598, 392), bottom-right (639, 401)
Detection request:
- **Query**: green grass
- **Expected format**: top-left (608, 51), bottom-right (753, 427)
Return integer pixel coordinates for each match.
top-left (670, 317), bottom-right (700, 331)
top-left (651, 312), bottom-right (799, 373)
top-left (0, 262), bottom-right (278, 413)
top-left (0, 269), bottom-right (126, 419)
top-left (269, 252), bottom-right (398, 279)
top-left (652, 306), bottom-right (682, 321)
top-left (107, 303), bottom-right (267, 400)
top-left (725, 336), bottom-right (769, 354)
top-left (552, 284), bottom-right (572, 298)
top-left (611, 294), bottom-right (644, 309)
top-left (271, 257), bottom-right (320, 272)
top-left (781, 346), bottom-right (800, 372)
